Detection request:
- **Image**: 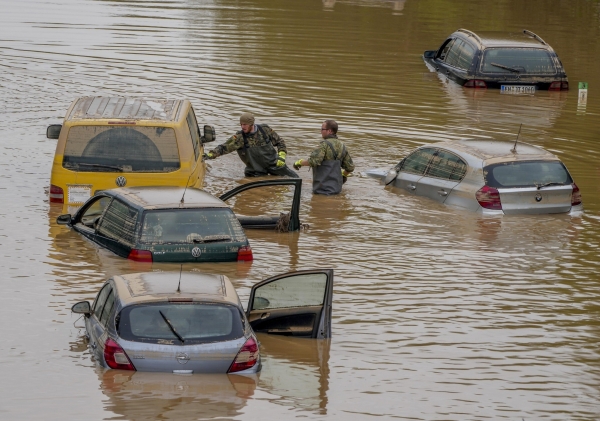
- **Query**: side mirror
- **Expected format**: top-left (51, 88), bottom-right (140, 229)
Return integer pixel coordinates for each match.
top-left (46, 124), bottom-right (62, 139)
top-left (202, 125), bottom-right (216, 143)
top-left (56, 214), bottom-right (72, 225)
top-left (423, 50), bottom-right (436, 59)
top-left (71, 301), bottom-right (92, 316)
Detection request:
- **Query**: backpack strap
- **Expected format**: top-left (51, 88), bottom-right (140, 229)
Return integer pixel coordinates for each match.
top-left (241, 124), bottom-right (270, 151)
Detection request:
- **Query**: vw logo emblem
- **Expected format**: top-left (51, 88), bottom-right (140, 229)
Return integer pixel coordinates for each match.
top-left (115, 176), bottom-right (127, 187)
top-left (191, 247), bottom-right (202, 258)
top-left (535, 193), bottom-right (543, 202)
top-left (176, 353), bottom-right (190, 365)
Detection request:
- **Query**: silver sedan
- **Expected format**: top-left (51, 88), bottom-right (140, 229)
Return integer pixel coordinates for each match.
top-left (72, 270), bottom-right (333, 374)
top-left (367, 139), bottom-right (582, 215)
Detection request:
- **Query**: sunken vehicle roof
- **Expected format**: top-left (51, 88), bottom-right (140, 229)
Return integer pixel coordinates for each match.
top-left (66, 97), bottom-right (185, 121)
top-left (105, 186), bottom-right (229, 209)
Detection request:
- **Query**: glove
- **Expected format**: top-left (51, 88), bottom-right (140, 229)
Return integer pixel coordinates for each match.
top-left (204, 151), bottom-right (216, 160)
top-left (276, 151), bottom-right (286, 168)
top-left (342, 169), bottom-right (352, 177)
top-left (294, 159), bottom-right (303, 170)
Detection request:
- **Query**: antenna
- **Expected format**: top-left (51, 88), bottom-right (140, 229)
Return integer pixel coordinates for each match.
top-left (511, 124), bottom-right (522, 153)
top-left (177, 264), bottom-right (182, 293)
top-left (180, 171), bottom-right (194, 206)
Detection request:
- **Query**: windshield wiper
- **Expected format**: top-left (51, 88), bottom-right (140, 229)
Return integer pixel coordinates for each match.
top-left (74, 162), bottom-right (124, 172)
top-left (536, 182), bottom-right (565, 190)
top-left (193, 235), bottom-right (232, 244)
top-left (490, 62), bottom-right (522, 73)
top-left (159, 310), bottom-right (185, 343)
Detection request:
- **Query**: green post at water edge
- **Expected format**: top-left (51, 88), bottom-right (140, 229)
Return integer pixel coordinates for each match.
top-left (579, 82), bottom-right (588, 89)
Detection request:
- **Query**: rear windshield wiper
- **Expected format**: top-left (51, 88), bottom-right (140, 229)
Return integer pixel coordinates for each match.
top-left (536, 182), bottom-right (565, 190)
top-left (193, 235), bottom-right (232, 244)
top-left (72, 162), bottom-right (124, 172)
top-left (490, 62), bottom-right (522, 73)
top-left (159, 310), bottom-right (185, 343)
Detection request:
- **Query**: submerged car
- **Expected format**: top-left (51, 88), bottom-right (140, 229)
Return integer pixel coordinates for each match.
top-left (367, 139), bottom-right (582, 215)
top-left (423, 29), bottom-right (568, 92)
top-left (56, 179), bottom-right (302, 262)
top-left (71, 269), bottom-right (333, 373)
top-left (47, 97), bottom-right (216, 213)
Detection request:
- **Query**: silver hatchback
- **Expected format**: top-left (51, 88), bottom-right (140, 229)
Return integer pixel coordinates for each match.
top-left (72, 270), bottom-right (333, 374)
top-left (368, 139), bottom-right (582, 215)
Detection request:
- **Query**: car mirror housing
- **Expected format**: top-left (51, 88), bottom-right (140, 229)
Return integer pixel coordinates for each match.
top-left (46, 124), bottom-right (62, 139)
top-left (423, 50), bottom-right (436, 59)
top-left (202, 125), bottom-right (216, 143)
top-left (71, 301), bottom-right (92, 315)
top-left (56, 214), bottom-right (72, 225)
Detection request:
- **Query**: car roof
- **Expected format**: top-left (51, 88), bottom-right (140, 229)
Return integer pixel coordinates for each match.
top-left (112, 272), bottom-right (241, 306)
top-left (424, 139), bottom-right (560, 165)
top-left (66, 97), bottom-right (185, 122)
top-left (455, 29), bottom-right (553, 50)
top-left (104, 186), bottom-right (229, 209)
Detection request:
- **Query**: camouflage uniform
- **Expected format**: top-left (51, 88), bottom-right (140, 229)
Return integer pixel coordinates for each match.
top-left (209, 124), bottom-right (298, 177)
top-left (308, 134), bottom-right (354, 195)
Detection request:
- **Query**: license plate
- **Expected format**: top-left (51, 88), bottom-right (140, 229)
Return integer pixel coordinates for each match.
top-left (501, 85), bottom-right (535, 94)
top-left (68, 185), bottom-right (92, 203)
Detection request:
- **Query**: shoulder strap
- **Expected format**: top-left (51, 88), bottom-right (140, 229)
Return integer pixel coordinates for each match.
top-left (323, 140), bottom-right (339, 160)
top-left (241, 124), bottom-right (271, 150)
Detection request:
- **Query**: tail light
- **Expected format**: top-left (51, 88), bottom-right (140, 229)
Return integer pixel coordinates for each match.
top-left (228, 337), bottom-right (259, 373)
top-left (128, 249), bottom-right (153, 262)
top-left (476, 185), bottom-right (502, 210)
top-left (549, 81), bottom-right (569, 91)
top-left (464, 80), bottom-right (487, 88)
top-left (237, 245), bottom-right (253, 261)
top-left (571, 183), bottom-right (582, 206)
top-left (49, 185), bottom-right (64, 203)
top-left (104, 338), bottom-right (135, 371)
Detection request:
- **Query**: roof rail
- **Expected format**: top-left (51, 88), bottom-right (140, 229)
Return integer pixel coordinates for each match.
top-left (456, 28), bottom-right (482, 43)
top-left (523, 29), bottom-right (547, 45)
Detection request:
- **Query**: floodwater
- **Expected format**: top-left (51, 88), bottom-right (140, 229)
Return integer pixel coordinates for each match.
top-left (1, 0), bottom-right (600, 419)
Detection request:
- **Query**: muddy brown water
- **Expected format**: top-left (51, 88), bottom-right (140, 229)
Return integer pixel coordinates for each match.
top-left (1, 0), bottom-right (600, 419)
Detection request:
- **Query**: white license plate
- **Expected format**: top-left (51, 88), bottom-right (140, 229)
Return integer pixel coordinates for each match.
top-left (68, 185), bottom-right (92, 203)
top-left (501, 85), bottom-right (535, 94)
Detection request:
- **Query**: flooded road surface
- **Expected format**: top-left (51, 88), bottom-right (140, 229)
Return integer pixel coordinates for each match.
top-left (2, 0), bottom-right (600, 419)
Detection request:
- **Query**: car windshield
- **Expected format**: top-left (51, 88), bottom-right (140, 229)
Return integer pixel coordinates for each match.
top-left (118, 303), bottom-right (244, 345)
top-left (484, 161), bottom-right (573, 188)
top-left (63, 126), bottom-right (180, 172)
top-left (139, 208), bottom-right (246, 245)
top-left (481, 48), bottom-right (557, 74)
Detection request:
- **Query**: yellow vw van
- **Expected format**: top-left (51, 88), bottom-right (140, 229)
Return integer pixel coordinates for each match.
top-left (47, 97), bottom-right (215, 213)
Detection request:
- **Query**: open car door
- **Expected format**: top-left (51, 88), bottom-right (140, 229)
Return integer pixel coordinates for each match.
top-left (246, 269), bottom-right (333, 339)
top-left (219, 179), bottom-right (302, 231)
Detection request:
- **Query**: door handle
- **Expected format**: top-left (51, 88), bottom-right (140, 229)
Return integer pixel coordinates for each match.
top-left (90, 342), bottom-right (97, 349)
top-left (437, 190), bottom-right (448, 196)
top-left (260, 312), bottom-right (270, 319)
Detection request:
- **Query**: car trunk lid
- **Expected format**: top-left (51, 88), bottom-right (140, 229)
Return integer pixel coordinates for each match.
top-left (498, 185), bottom-right (572, 214)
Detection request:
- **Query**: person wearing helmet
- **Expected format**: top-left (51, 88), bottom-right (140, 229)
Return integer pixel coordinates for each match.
top-left (293, 119), bottom-right (354, 195)
top-left (205, 112), bottom-right (298, 178)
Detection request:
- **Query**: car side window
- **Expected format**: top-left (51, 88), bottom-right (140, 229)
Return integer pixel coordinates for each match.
top-left (425, 150), bottom-right (468, 181)
top-left (437, 39), bottom-right (455, 61)
top-left (99, 289), bottom-right (115, 327)
top-left (93, 284), bottom-right (112, 321)
top-left (96, 199), bottom-right (139, 246)
top-left (400, 148), bottom-right (437, 175)
top-left (444, 40), bottom-right (464, 67)
top-left (186, 109), bottom-right (201, 161)
top-left (454, 42), bottom-right (476, 70)
top-left (79, 196), bottom-right (112, 228)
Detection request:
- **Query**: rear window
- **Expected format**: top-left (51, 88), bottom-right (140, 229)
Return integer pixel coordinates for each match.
top-left (117, 303), bottom-right (244, 345)
top-left (63, 126), bottom-right (180, 172)
top-left (481, 48), bottom-right (556, 74)
top-left (139, 208), bottom-right (247, 245)
top-left (484, 161), bottom-right (573, 188)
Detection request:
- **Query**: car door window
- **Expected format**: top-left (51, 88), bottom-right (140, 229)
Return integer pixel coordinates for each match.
top-left (251, 273), bottom-right (327, 310)
top-left (78, 196), bottom-right (112, 228)
top-left (437, 39), bottom-right (455, 61)
top-left (96, 199), bottom-right (139, 247)
top-left (444, 40), bottom-right (464, 67)
top-left (426, 150), bottom-right (468, 181)
top-left (399, 148), bottom-right (437, 175)
top-left (455, 42), bottom-right (476, 70)
top-left (186, 109), bottom-right (201, 161)
top-left (93, 284), bottom-right (112, 321)
top-left (99, 289), bottom-right (115, 327)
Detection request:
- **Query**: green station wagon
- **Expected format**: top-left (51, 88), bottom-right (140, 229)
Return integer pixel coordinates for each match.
top-left (56, 180), bottom-right (302, 263)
